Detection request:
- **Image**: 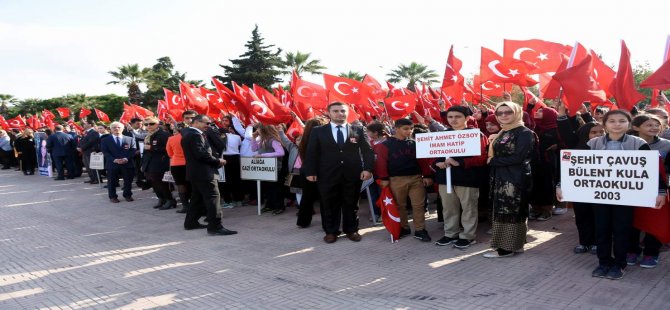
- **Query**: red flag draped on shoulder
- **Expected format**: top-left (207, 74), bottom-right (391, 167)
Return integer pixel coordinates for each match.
top-left (94, 108), bottom-right (110, 122)
top-left (552, 55), bottom-right (607, 116)
top-left (79, 108), bottom-right (92, 119)
top-left (503, 39), bottom-right (572, 74)
top-left (384, 94), bottom-right (416, 120)
top-left (376, 186), bottom-right (401, 242)
top-left (610, 40), bottom-right (645, 111)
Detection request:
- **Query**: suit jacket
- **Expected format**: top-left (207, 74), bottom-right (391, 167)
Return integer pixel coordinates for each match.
top-left (181, 127), bottom-right (221, 181)
top-left (204, 126), bottom-right (225, 157)
top-left (303, 123), bottom-right (375, 181)
top-left (79, 129), bottom-right (100, 154)
top-left (141, 129), bottom-right (170, 174)
top-left (100, 135), bottom-right (137, 170)
top-left (46, 131), bottom-right (76, 157)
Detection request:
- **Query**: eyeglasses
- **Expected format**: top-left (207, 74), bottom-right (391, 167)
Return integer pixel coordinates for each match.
top-left (144, 123), bottom-right (157, 126)
top-left (495, 110), bottom-right (514, 117)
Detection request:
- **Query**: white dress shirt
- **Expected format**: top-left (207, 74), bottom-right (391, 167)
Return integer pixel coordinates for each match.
top-left (330, 122), bottom-right (348, 143)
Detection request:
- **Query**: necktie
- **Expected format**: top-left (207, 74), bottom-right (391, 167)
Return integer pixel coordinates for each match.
top-left (116, 136), bottom-right (121, 147)
top-left (336, 125), bottom-right (344, 148)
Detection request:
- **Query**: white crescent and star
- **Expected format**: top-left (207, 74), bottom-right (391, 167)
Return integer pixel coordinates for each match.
top-left (488, 60), bottom-right (510, 78)
top-left (481, 81), bottom-right (494, 91)
top-left (296, 86), bottom-right (312, 97)
top-left (386, 210), bottom-right (400, 223)
top-left (171, 96), bottom-right (181, 106)
top-left (390, 101), bottom-right (409, 111)
top-left (334, 82), bottom-right (351, 96)
top-left (251, 100), bottom-right (269, 116)
top-left (513, 47), bottom-right (535, 60)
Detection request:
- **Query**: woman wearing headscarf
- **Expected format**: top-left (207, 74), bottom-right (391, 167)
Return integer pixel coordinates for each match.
top-left (484, 102), bottom-right (536, 258)
top-left (529, 107), bottom-right (562, 220)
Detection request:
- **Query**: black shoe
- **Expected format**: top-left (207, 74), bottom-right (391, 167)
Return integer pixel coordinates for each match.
top-left (435, 236), bottom-right (458, 246)
top-left (208, 227), bottom-right (238, 235)
top-left (184, 224), bottom-right (207, 230)
top-left (414, 229), bottom-right (431, 242)
top-left (399, 227), bottom-right (412, 239)
top-left (605, 267), bottom-right (624, 280)
top-left (454, 239), bottom-right (476, 249)
top-left (159, 200), bottom-right (176, 210)
top-left (591, 265), bottom-right (610, 278)
top-left (54, 177), bottom-right (65, 181)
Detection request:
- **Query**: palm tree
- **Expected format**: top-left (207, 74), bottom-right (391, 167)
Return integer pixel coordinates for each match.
top-left (0, 94), bottom-right (18, 117)
top-left (280, 51), bottom-right (327, 77)
top-left (107, 64), bottom-right (149, 104)
top-left (386, 62), bottom-right (439, 91)
top-left (338, 71), bottom-right (364, 81)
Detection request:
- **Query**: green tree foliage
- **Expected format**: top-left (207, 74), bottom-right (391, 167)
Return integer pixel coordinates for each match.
top-left (633, 63), bottom-right (654, 107)
top-left (338, 71), bottom-right (364, 82)
top-left (387, 62), bottom-right (439, 91)
top-left (0, 94), bottom-right (18, 117)
top-left (8, 94), bottom-right (126, 122)
top-left (107, 64), bottom-right (149, 104)
top-left (216, 25), bottom-right (283, 89)
top-left (143, 56), bottom-right (203, 111)
top-left (279, 51), bottom-right (326, 77)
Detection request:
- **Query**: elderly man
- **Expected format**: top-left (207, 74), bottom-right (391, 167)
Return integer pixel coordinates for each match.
top-left (100, 122), bottom-right (136, 203)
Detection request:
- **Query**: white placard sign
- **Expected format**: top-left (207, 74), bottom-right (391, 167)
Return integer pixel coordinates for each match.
top-left (415, 129), bottom-right (482, 158)
top-left (560, 150), bottom-right (659, 207)
top-left (240, 157), bottom-right (278, 181)
top-left (89, 152), bottom-right (105, 170)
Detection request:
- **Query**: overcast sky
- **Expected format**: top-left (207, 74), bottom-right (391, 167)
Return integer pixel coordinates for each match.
top-left (1, 0), bottom-right (668, 100)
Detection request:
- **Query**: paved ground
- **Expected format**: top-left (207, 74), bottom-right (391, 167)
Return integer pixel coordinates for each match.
top-left (0, 169), bottom-right (668, 309)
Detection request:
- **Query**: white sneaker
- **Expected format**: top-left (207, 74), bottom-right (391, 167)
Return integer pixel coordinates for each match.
top-left (483, 251), bottom-right (514, 258)
top-left (222, 203), bottom-right (235, 209)
top-left (552, 207), bottom-right (568, 215)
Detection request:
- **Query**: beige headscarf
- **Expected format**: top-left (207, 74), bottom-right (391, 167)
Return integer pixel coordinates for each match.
top-left (488, 101), bottom-right (525, 160)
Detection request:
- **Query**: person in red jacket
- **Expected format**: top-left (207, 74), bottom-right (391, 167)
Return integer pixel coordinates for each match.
top-left (374, 118), bottom-right (434, 242)
top-left (432, 106), bottom-right (488, 249)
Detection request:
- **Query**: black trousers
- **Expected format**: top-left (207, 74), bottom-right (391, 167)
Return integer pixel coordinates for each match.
top-left (261, 181), bottom-right (284, 210)
top-left (185, 179), bottom-right (222, 231)
top-left (573, 202), bottom-right (596, 247)
top-left (53, 154), bottom-right (75, 179)
top-left (629, 228), bottom-right (662, 257)
top-left (82, 152), bottom-right (98, 182)
top-left (318, 177), bottom-right (362, 235)
top-left (297, 175), bottom-right (319, 227)
top-left (220, 155), bottom-right (244, 202)
top-left (0, 150), bottom-right (12, 168)
top-left (107, 166), bottom-right (134, 199)
top-left (593, 204), bottom-right (634, 268)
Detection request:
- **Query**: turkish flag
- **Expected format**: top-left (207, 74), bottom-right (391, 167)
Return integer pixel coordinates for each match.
top-left (131, 104), bottom-right (154, 118)
top-left (25, 115), bottom-right (39, 130)
top-left (156, 100), bottom-right (169, 121)
top-left (520, 86), bottom-right (541, 111)
top-left (41, 109), bottom-right (56, 120)
top-left (634, 158), bottom-right (670, 243)
top-left (67, 120), bottom-right (83, 134)
top-left (376, 186), bottom-right (401, 242)
top-left (480, 47), bottom-right (538, 86)
top-left (254, 85), bottom-right (293, 118)
top-left (286, 120), bottom-right (304, 142)
top-left (539, 54), bottom-right (569, 99)
top-left (245, 88), bottom-right (283, 125)
top-left (641, 58), bottom-right (670, 90)
top-left (362, 74), bottom-right (387, 102)
top-left (200, 87), bottom-right (227, 119)
top-left (589, 49), bottom-right (616, 97)
top-left (0, 115), bottom-right (9, 131)
top-left (504, 39), bottom-right (572, 74)
top-left (211, 78), bottom-right (248, 120)
top-left (55, 107), bottom-right (70, 119)
top-left (384, 95), bottom-right (416, 120)
top-left (119, 103), bottom-right (134, 124)
top-left (552, 55), bottom-right (607, 116)
top-left (442, 45), bottom-right (464, 89)
top-left (163, 88), bottom-right (185, 110)
top-left (179, 82), bottom-right (209, 115)
top-left (79, 108), bottom-right (92, 119)
top-left (473, 74), bottom-right (504, 97)
top-left (323, 74), bottom-right (367, 105)
top-left (567, 42), bottom-right (590, 68)
top-left (610, 40), bottom-right (646, 111)
top-left (6, 116), bottom-right (25, 129)
top-left (94, 108), bottom-right (110, 122)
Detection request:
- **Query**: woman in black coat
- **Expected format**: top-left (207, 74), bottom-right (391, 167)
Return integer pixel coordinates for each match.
top-left (15, 128), bottom-right (37, 175)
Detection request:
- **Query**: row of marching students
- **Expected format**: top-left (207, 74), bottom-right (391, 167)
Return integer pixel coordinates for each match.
top-left (555, 102), bottom-right (670, 280)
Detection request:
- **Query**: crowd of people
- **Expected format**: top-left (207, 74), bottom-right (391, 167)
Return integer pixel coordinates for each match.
top-left (1, 92), bottom-right (669, 281)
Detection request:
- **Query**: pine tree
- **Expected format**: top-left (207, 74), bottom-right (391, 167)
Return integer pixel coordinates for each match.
top-left (216, 25), bottom-right (283, 89)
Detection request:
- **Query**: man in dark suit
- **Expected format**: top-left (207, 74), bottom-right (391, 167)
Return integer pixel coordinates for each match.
top-left (304, 102), bottom-right (375, 243)
top-left (181, 114), bottom-right (237, 236)
top-left (46, 124), bottom-right (77, 180)
top-left (100, 122), bottom-right (136, 203)
top-left (123, 118), bottom-right (150, 190)
top-left (78, 120), bottom-right (101, 184)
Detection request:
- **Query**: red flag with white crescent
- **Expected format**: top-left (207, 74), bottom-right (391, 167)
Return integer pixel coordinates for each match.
top-left (376, 186), bottom-right (401, 242)
top-left (503, 39), bottom-right (572, 74)
top-left (384, 95), bottom-right (416, 120)
top-left (94, 108), bottom-right (110, 122)
top-left (55, 107), bottom-right (70, 119)
top-left (286, 120), bottom-right (304, 142)
top-left (79, 108), bottom-right (92, 119)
